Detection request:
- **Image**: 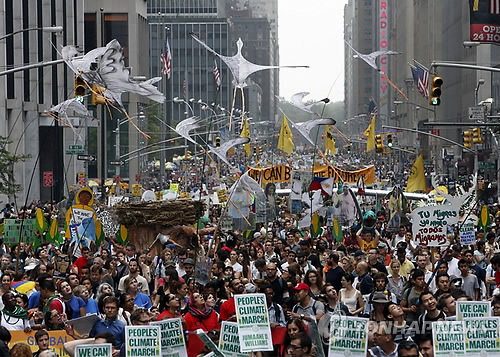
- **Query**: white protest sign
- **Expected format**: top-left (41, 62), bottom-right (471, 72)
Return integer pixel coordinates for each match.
top-left (409, 204), bottom-right (460, 246)
top-left (456, 301), bottom-right (491, 321)
top-left (125, 325), bottom-right (161, 357)
top-left (432, 320), bottom-right (466, 356)
top-left (152, 318), bottom-right (187, 357)
top-left (219, 321), bottom-right (248, 357)
top-left (70, 207), bottom-right (95, 225)
top-left (194, 329), bottom-right (225, 357)
top-left (75, 344), bottom-right (112, 357)
top-left (459, 214), bottom-right (478, 246)
top-left (234, 293), bottom-right (273, 352)
top-left (464, 317), bottom-right (500, 357)
top-left (328, 315), bottom-right (368, 357)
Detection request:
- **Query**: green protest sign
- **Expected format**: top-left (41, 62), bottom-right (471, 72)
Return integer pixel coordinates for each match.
top-left (75, 343), bottom-right (112, 357)
top-left (465, 317), bottom-right (500, 357)
top-left (457, 301), bottom-right (491, 320)
top-left (4, 219), bottom-right (37, 245)
top-left (328, 316), bottom-right (368, 357)
top-left (219, 321), bottom-right (248, 357)
top-left (432, 321), bottom-right (466, 356)
top-left (151, 318), bottom-right (187, 357)
top-left (234, 293), bottom-right (273, 352)
top-left (125, 325), bottom-right (161, 357)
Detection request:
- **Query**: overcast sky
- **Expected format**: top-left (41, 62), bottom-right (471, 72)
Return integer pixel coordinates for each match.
top-left (278, 0), bottom-right (348, 103)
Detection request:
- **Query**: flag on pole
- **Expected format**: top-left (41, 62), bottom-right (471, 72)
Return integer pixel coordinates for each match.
top-left (363, 114), bottom-right (376, 152)
top-left (240, 118), bottom-right (251, 156)
top-left (213, 59), bottom-right (221, 91)
top-left (406, 153), bottom-right (427, 192)
top-left (159, 39), bottom-right (171, 78)
top-left (325, 125), bottom-right (336, 154)
top-left (410, 61), bottom-right (429, 98)
top-left (357, 175), bottom-right (365, 195)
top-left (278, 115), bottom-right (294, 154)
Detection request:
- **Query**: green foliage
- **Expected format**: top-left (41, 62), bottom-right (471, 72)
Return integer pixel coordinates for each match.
top-left (0, 137), bottom-right (29, 195)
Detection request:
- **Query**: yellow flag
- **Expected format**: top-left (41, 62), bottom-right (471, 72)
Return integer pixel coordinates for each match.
top-left (325, 125), bottom-right (336, 154)
top-left (278, 115), bottom-right (294, 154)
top-left (363, 114), bottom-right (376, 152)
top-left (240, 118), bottom-right (251, 156)
top-left (406, 153), bottom-right (427, 192)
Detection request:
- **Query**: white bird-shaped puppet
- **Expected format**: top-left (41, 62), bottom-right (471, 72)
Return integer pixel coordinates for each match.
top-left (288, 117), bottom-right (336, 146)
top-left (289, 92), bottom-right (319, 115)
top-left (174, 116), bottom-right (202, 146)
top-left (345, 41), bottom-right (400, 72)
top-left (209, 137), bottom-right (250, 168)
top-left (46, 98), bottom-right (92, 141)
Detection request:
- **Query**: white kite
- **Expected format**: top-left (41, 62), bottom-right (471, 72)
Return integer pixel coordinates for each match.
top-left (289, 92), bottom-right (319, 115)
top-left (174, 116), bottom-right (202, 146)
top-left (288, 118), bottom-right (336, 146)
top-left (209, 137), bottom-right (250, 168)
top-left (46, 98), bottom-right (92, 141)
top-left (191, 33), bottom-right (308, 129)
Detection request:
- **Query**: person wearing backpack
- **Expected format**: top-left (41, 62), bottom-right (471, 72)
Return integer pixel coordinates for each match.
top-left (288, 283), bottom-right (324, 327)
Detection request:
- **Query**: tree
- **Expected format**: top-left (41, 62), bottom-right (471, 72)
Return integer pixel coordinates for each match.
top-left (0, 138), bottom-right (29, 195)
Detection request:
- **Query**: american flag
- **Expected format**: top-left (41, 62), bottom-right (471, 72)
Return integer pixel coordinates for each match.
top-left (160, 39), bottom-right (171, 78)
top-left (411, 62), bottom-right (429, 99)
top-left (491, 0), bottom-right (500, 14)
top-left (368, 97), bottom-right (378, 115)
top-left (213, 59), bottom-right (221, 91)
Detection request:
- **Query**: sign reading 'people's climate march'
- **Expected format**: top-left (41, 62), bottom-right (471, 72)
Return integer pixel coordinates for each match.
top-left (432, 321), bottom-right (466, 356)
top-left (328, 316), bottom-right (368, 357)
top-left (75, 344), bottom-right (112, 357)
top-left (151, 318), bottom-right (187, 357)
top-left (219, 321), bottom-right (248, 357)
top-left (125, 326), bottom-right (161, 357)
top-left (457, 301), bottom-right (491, 321)
top-left (234, 293), bottom-right (273, 352)
top-left (464, 318), bottom-right (500, 357)
top-left (409, 203), bottom-right (460, 247)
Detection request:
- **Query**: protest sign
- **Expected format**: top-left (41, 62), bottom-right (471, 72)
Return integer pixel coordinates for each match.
top-left (432, 320), bottom-right (466, 356)
top-left (459, 214), bottom-right (478, 246)
top-left (151, 318), bottom-right (187, 357)
top-left (219, 322), bottom-right (248, 357)
top-left (234, 293), bottom-right (273, 352)
top-left (75, 343), bottom-right (112, 357)
top-left (464, 317), bottom-right (500, 357)
top-left (457, 301), bottom-right (491, 320)
top-left (328, 315), bottom-right (368, 357)
top-left (4, 219), bottom-right (37, 245)
top-left (409, 204), bottom-right (460, 246)
top-left (125, 325), bottom-right (161, 357)
top-left (194, 330), bottom-right (225, 357)
top-left (9, 329), bottom-right (74, 356)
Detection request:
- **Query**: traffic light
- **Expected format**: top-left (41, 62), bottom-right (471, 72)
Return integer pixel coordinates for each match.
top-left (91, 84), bottom-right (107, 105)
top-left (215, 136), bottom-right (221, 147)
top-left (346, 144), bottom-right (351, 154)
top-left (264, 139), bottom-right (267, 147)
top-left (253, 147), bottom-right (257, 156)
top-left (387, 133), bottom-right (393, 148)
top-left (375, 134), bottom-right (384, 153)
top-left (75, 75), bottom-right (86, 103)
top-left (185, 150), bottom-right (192, 160)
top-left (258, 146), bottom-right (263, 156)
top-left (472, 128), bottom-right (482, 144)
top-left (463, 131), bottom-right (472, 149)
top-left (429, 76), bottom-right (443, 106)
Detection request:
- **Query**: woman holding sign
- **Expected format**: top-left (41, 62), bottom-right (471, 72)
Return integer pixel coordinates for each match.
top-left (184, 292), bottom-right (220, 357)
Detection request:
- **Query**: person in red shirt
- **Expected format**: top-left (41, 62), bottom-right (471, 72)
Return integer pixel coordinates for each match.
top-left (71, 247), bottom-right (91, 278)
top-left (156, 293), bottom-right (182, 321)
top-left (219, 278), bottom-right (245, 322)
top-left (184, 292), bottom-right (220, 357)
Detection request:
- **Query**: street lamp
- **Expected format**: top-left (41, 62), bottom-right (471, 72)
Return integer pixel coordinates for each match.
top-left (173, 97), bottom-right (194, 116)
top-left (0, 26), bottom-right (63, 41)
top-left (475, 79), bottom-right (485, 106)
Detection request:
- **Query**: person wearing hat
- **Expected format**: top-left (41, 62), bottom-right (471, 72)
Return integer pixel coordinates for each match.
top-left (180, 258), bottom-right (195, 281)
top-left (368, 291), bottom-right (391, 322)
top-left (288, 283), bottom-right (324, 327)
top-left (377, 242), bottom-right (391, 266)
top-left (252, 232), bottom-right (264, 251)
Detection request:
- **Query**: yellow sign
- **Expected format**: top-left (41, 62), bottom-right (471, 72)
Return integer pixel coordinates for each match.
top-left (179, 192), bottom-right (190, 199)
top-left (155, 191), bottom-right (163, 201)
top-left (9, 329), bottom-right (74, 357)
top-left (247, 165), bottom-right (375, 185)
top-left (170, 183), bottom-right (179, 192)
top-left (217, 189), bottom-right (228, 203)
top-left (132, 184), bottom-right (142, 197)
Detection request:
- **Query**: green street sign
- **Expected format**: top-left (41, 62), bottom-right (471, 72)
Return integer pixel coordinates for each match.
top-left (69, 145), bottom-right (83, 150)
top-left (479, 162), bottom-right (495, 170)
top-left (66, 150), bottom-right (85, 155)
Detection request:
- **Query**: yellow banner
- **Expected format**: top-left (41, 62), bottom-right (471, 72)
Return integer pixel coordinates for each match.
top-left (9, 330), bottom-right (74, 357)
top-left (247, 165), bottom-right (375, 185)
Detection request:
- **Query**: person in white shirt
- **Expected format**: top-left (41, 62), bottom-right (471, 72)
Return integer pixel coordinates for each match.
top-left (226, 250), bottom-right (243, 277)
top-left (117, 259), bottom-right (149, 295)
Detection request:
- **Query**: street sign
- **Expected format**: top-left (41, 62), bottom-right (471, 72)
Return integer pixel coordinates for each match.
top-left (479, 161), bottom-right (496, 170)
top-left (109, 160), bottom-right (125, 166)
top-left (77, 154), bottom-right (96, 161)
top-left (69, 144), bottom-right (83, 150)
top-left (469, 106), bottom-right (485, 121)
top-left (66, 150), bottom-right (85, 155)
top-left (43, 171), bottom-right (53, 187)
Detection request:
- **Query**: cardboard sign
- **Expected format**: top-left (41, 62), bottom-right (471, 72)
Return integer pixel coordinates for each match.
top-left (4, 219), bottom-right (37, 245)
top-left (219, 321), bottom-right (248, 357)
top-left (409, 204), bottom-right (460, 246)
top-left (464, 318), bottom-right (500, 357)
top-left (328, 316), bottom-right (368, 357)
top-left (459, 214), bottom-right (478, 246)
top-left (125, 325), bottom-right (161, 357)
top-left (234, 293), bottom-right (273, 352)
top-left (132, 184), bottom-right (142, 197)
top-left (75, 343), bottom-right (112, 357)
top-left (457, 301), bottom-right (491, 321)
top-left (432, 321), bottom-right (466, 356)
top-left (151, 318), bottom-right (187, 357)
top-left (9, 329), bottom-right (74, 357)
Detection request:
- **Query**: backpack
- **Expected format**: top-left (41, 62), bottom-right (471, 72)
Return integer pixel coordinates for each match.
top-left (293, 299), bottom-right (319, 316)
top-left (272, 303), bottom-right (282, 322)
